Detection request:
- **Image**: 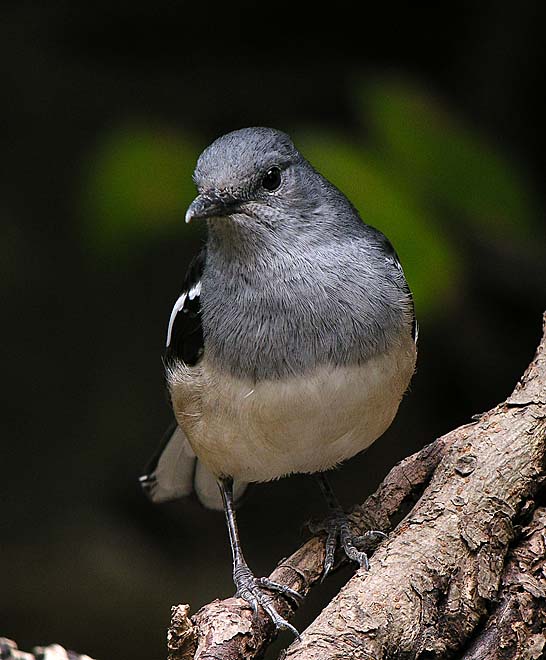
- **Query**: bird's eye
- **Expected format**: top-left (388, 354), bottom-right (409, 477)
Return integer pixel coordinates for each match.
top-left (261, 166), bottom-right (282, 192)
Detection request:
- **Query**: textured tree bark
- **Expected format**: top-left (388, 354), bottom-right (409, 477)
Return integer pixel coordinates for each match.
top-left (0, 638), bottom-right (96, 660)
top-left (460, 507), bottom-right (546, 660)
top-left (167, 313), bottom-right (546, 660)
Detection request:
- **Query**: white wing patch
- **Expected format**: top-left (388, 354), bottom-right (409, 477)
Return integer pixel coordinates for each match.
top-left (188, 281), bottom-right (202, 301)
top-left (166, 281), bottom-right (202, 348)
top-left (166, 292), bottom-right (187, 348)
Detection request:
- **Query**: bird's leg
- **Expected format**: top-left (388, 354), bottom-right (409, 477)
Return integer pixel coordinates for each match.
top-left (217, 476), bottom-right (302, 638)
top-left (312, 473), bottom-right (387, 580)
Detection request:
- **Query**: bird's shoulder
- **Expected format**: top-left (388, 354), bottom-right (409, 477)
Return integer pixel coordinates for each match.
top-left (164, 248), bottom-right (206, 367)
top-left (356, 224), bottom-right (418, 342)
top-left (353, 223), bottom-right (403, 271)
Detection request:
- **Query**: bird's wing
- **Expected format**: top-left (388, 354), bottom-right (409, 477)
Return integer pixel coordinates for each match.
top-left (368, 227), bottom-right (418, 343)
top-left (140, 248), bottom-right (248, 508)
top-left (164, 248), bottom-right (206, 367)
top-left (139, 250), bottom-right (205, 503)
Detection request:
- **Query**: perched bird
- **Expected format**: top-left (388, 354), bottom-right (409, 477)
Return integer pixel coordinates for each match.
top-left (140, 127), bottom-right (417, 635)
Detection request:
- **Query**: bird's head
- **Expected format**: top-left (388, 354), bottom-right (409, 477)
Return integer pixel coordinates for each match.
top-left (184, 127), bottom-right (330, 232)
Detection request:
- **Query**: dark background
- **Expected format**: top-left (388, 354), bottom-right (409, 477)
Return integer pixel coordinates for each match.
top-left (2, 2), bottom-right (545, 659)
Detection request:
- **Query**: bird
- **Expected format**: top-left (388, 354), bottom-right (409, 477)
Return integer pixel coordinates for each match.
top-left (140, 127), bottom-right (417, 636)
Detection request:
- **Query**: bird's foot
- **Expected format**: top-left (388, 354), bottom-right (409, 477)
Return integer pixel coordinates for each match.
top-left (309, 509), bottom-right (387, 580)
top-left (233, 563), bottom-right (302, 639)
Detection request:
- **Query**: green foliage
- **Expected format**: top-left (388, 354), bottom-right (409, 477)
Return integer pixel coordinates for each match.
top-left (80, 80), bottom-right (539, 313)
top-left (296, 78), bottom-right (539, 314)
top-left (362, 78), bottom-right (538, 239)
top-left (82, 125), bottom-right (201, 255)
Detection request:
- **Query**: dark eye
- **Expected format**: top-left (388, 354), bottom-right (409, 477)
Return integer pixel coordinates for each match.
top-left (261, 166), bottom-right (282, 191)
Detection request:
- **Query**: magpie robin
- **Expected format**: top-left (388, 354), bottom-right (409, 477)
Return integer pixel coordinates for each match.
top-left (140, 127), bottom-right (417, 635)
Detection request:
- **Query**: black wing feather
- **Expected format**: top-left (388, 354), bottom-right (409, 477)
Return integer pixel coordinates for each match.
top-left (164, 248), bottom-right (206, 367)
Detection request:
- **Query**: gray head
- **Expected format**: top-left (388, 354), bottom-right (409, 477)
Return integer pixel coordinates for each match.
top-left (185, 127), bottom-right (357, 239)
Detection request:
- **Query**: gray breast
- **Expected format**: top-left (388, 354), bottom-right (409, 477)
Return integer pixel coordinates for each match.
top-left (199, 241), bottom-right (413, 381)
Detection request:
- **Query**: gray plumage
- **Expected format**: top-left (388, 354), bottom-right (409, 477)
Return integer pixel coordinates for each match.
top-left (195, 127), bottom-right (415, 381)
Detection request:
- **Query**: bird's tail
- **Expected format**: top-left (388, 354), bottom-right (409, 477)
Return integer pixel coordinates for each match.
top-left (139, 422), bottom-right (247, 510)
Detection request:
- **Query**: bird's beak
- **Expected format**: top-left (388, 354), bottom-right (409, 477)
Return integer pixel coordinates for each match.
top-left (185, 191), bottom-right (241, 224)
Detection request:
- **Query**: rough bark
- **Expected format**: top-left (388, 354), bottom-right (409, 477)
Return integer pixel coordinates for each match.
top-left (460, 507), bottom-right (546, 660)
top-left (168, 313), bottom-right (546, 660)
top-left (0, 638), bottom-right (96, 660)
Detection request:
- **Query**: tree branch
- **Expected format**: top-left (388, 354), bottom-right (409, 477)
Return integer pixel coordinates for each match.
top-left (0, 638), bottom-right (96, 660)
top-left (168, 313), bottom-right (546, 660)
top-left (460, 506), bottom-right (546, 660)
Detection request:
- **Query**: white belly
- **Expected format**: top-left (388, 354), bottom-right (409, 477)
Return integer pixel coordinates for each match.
top-left (168, 336), bottom-right (416, 483)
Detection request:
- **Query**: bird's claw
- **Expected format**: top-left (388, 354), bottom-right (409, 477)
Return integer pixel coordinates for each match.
top-left (359, 529), bottom-right (388, 544)
top-left (234, 564), bottom-right (301, 639)
top-left (258, 577), bottom-right (304, 606)
top-left (310, 511), bottom-right (386, 581)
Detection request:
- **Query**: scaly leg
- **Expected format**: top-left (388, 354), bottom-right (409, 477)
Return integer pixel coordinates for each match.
top-left (217, 476), bottom-right (302, 638)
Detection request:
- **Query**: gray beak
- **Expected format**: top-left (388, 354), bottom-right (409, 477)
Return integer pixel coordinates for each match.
top-left (185, 191), bottom-right (241, 224)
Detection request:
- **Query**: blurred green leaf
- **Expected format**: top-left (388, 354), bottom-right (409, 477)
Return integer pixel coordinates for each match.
top-left (361, 78), bottom-right (539, 239)
top-left (296, 131), bottom-right (461, 314)
top-left (82, 125), bottom-right (200, 255)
